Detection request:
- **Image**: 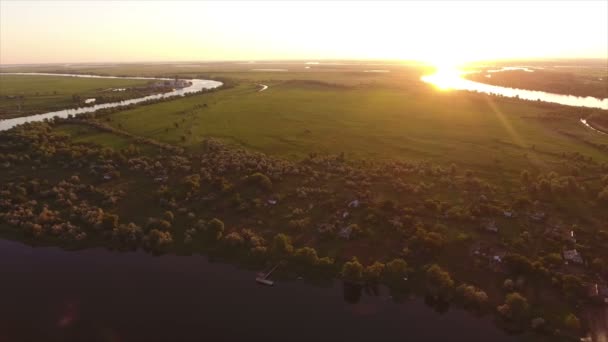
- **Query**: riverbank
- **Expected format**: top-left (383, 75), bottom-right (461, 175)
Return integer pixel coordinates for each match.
top-left (0, 73), bottom-right (223, 130)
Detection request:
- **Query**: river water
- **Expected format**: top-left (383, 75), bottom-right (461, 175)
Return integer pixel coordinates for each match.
top-left (0, 73), bottom-right (223, 131)
top-left (0, 239), bottom-right (521, 342)
top-left (421, 70), bottom-right (608, 110)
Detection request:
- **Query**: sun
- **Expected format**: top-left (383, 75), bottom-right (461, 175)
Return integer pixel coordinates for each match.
top-left (420, 57), bottom-right (468, 90)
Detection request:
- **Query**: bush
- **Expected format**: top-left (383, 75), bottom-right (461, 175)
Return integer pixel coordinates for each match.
top-left (223, 231), bottom-right (244, 248)
top-left (564, 313), bottom-right (581, 330)
top-left (497, 292), bottom-right (529, 321)
top-left (426, 264), bottom-right (454, 298)
top-left (271, 233), bottom-right (293, 257)
top-left (363, 261), bottom-right (385, 282)
top-left (341, 257), bottom-right (363, 282)
top-left (293, 247), bottom-right (320, 266)
top-left (384, 258), bottom-right (408, 282)
top-left (207, 218), bottom-right (224, 241)
top-left (456, 284), bottom-right (488, 307)
top-left (246, 172), bottom-right (273, 192)
top-left (145, 229), bottom-right (173, 249)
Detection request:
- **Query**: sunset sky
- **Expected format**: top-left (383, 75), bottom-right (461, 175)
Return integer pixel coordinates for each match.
top-left (1, 0), bottom-right (607, 65)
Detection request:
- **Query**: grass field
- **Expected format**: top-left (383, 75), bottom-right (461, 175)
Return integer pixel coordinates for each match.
top-left (0, 74), bottom-right (151, 118)
top-left (101, 77), bottom-right (608, 181)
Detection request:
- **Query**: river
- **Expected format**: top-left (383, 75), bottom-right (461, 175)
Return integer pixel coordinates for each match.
top-left (421, 69), bottom-right (608, 111)
top-left (0, 73), bottom-right (223, 131)
top-left (0, 239), bottom-right (521, 342)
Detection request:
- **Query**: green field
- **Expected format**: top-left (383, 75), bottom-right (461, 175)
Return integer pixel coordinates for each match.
top-left (103, 78), bottom-right (608, 177)
top-left (0, 74), bottom-right (151, 118)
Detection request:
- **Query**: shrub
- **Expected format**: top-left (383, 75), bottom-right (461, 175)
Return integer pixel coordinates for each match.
top-left (497, 292), bottom-right (529, 321)
top-left (363, 261), bottom-right (385, 282)
top-left (384, 258), bottom-right (408, 282)
top-left (341, 257), bottom-right (363, 282)
top-left (293, 247), bottom-right (320, 266)
top-left (564, 313), bottom-right (581, 330)
top-left (426, 264), bottom-right (454, 298)
top-left (456, 284), bottom-right (488, 307)
top-left (271, 233), bottom-right (293, 257)
top-left (207, 218), bottom-right (225, 241)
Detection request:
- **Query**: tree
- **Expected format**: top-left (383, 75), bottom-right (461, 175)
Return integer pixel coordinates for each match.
top-left (271, 233), bottom-right (293, 257)
top-left (384, 258), bottom-right (408, 282)
top-left (101, 213), bottom-right (119, 230)
top-left (207, 218), bottom-right (224, 241)
top-left (163, 210), bottom-right (174, 222)
top-left (145, 229), bottom-right (173, 249)
top-left (363, 261), bottom-right (385, 282)
top-left (564, 313), bottom-right (581, 330)
top-left (426, 264), bottom-right (454, 298)
top-left (503, 253), bottom-right (534, 275)
top-left (112, 222), bottom-right (143, 245)
top-left (561, 274), bottom-right (585, 299)
top-left (341, 257), bottom-right (363, 282)
top-left (497, 292), bottom-right (529, 321)
top-left (246, 172), bottom-right (273, 192)
top-left (293, 247), bottom-right (319, 266)
top-left (456, 284), bottom-right (488, 307)
top-left (223, 231), bottom-right (244, 248)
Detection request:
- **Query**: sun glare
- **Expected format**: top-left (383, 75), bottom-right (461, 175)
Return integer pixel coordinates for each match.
top-left (420, 65), bottom-right (464, 91)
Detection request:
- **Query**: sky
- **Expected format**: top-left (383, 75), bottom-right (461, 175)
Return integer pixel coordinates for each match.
top-left (1, 0), bottom-right (607, 65)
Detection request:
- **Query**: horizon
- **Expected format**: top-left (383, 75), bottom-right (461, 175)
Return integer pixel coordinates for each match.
top-left (1, 1), bottom-right (607, 66)
top-left (2, 57), bottom-right (608, 68)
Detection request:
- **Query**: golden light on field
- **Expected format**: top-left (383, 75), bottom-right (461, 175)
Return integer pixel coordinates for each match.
top-left (0, 1), bottom-right (606, 64)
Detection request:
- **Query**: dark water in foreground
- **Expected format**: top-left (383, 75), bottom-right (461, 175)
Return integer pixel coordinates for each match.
top-left (0, 239), bottom-right (521, 342)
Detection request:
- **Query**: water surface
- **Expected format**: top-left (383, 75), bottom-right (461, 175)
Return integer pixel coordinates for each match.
top-left (421, 71), bottom-right (608, 110)
top-left (0, 239), bottom-right (520, 342)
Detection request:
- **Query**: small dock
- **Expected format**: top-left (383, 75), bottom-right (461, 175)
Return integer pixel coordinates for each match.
top-left (256, 264), bottom-right (278, 286)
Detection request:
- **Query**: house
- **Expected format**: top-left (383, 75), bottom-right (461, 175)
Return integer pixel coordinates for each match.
top-left (503, 211), bottom-right (514, 218)
top-left (154, 176), bottom-right (168, 183)
top-left (85, 98), bottom-right (96, 104)
top-left (588, 283), bottom-right (608, 304)
top-left (530, 212), bottom-right (546, 222)
top-left (568, 230), bottom-right (576, 243)
top-left (348, 199), bottom-right (360, 208)
top-left (102, 174), bottom-right (112, 181)
top-left (563, 249), bottom-right (583, 264)
top-left (267, 199), bottom-right (277, 205)
top-left (338, 226), bottom-right (352, 239)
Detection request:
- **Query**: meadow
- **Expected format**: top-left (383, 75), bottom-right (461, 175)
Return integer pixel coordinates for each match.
top-left (99, 75), bottom-right (608, 178)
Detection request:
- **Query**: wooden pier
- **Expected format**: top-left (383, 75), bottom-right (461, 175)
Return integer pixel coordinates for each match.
top-left (256, 264), bottom-right (278, 286)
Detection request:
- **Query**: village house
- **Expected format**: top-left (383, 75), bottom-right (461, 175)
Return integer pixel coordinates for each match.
top-left (530, 211), bottom-right (546, 222)
top-left (348, 199), bottom-right (360, 208)
top-left (338, 225), bottom-right (352, 240)
top-left (588, 283), bottom-right (608, 304)
top-left (563, 249), bottom-right (583, 265)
